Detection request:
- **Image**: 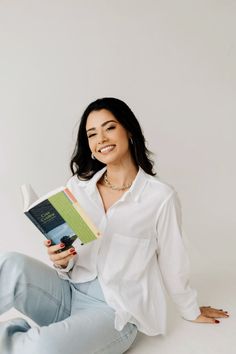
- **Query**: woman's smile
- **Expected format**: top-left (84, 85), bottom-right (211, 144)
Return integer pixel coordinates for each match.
top-left (98, 144), bottom-right (116, 154)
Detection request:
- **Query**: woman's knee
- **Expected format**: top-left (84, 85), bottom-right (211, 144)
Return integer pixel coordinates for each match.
top-left (0, 252), bottom-right (31, 277)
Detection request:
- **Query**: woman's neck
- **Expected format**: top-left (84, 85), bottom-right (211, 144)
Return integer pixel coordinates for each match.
top-left (105, 163), bottom-right (139, 187)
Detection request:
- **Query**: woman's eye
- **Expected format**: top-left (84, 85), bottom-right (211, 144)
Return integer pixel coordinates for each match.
top-left (87, 126), bottom-right (115, 138)
top-left (107, 126), bottom-right (115, 131)
top-left (88, 133), bottom-right (96, 138)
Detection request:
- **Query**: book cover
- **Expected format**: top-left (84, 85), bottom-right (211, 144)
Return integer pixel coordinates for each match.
top-left (21, 184), bottom-right (100, 250)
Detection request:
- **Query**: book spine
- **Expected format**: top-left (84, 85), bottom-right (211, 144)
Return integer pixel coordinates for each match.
top-left (25, 211), bottom-right (48, 238)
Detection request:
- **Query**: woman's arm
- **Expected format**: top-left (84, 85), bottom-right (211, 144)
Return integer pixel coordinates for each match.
top-left (156, 191), bottom-right (229, 324)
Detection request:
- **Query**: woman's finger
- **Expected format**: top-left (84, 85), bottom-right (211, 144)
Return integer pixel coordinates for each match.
top-left (44, 240), bottom-right (52, 247)
top-left (53, 249), bottom-right (78, 267)
top-left (192, 314), bottom-right (220, 324)
top-left (50, 247), bottom-right (77, 263)
top-left (47, 243), bottom-right (66, 255)
top-left (53, 253), bottom-right (75, 267)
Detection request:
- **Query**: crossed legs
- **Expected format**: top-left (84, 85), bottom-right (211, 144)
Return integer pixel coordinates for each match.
top-left (0, 252), bottom-right (137, 354)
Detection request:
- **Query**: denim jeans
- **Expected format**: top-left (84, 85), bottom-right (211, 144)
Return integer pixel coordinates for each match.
top-left (0, 252), bottom-right (138, 354)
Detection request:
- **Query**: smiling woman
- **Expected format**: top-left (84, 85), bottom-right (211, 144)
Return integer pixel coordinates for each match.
top-left (0, 97), bottom-right (229, 354)
top-left (69, 97), bottom-right (156, 213)
top-left (70, 97), bottom-right (156, 182)
top-left (86, 110), bottom-right (131, 165)
top-left (85, 109), bottom-right (139, 199)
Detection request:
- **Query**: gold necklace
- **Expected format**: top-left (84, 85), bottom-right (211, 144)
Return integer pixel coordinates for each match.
top-left (103, 172), bottom-right (133, 191)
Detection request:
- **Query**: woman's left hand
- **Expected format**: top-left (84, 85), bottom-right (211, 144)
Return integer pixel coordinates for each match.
top-left (191, 306), bottom-right (229, 324)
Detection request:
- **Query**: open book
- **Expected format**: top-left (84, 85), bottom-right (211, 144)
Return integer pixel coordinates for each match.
top-left (21, 184), bottom-right (100, 250)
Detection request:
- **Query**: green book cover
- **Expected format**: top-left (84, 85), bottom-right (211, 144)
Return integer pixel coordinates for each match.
top-left (49, 191), bottom-right (98, 244)
top-left (22, 184), bottom-right (100, 249)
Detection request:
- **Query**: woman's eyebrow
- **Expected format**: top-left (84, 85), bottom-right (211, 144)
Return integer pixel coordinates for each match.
top-left (86, 120), bottom-right (117, 133)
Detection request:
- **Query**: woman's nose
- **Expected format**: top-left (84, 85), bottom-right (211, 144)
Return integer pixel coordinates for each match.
top-left (97, 131), bottom-right (107, 144)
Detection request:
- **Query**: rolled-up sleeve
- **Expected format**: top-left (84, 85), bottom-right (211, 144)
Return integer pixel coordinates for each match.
top-left (156, 191), bottom-right (201, 321)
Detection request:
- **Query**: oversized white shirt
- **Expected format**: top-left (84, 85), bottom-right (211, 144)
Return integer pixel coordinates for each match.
top-left (56, 166), bottom-right (201, 336)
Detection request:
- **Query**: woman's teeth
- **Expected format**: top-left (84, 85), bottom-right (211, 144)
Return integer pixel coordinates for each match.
top-left (99, 145), bottom-right (115, 153)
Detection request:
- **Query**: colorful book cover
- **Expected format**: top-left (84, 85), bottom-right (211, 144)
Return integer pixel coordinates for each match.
top-left (21, 185), bottom-right (100, 249)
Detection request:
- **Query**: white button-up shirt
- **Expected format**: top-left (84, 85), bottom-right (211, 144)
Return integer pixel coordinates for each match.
top-left (56, 166), bottom-right (201, 336)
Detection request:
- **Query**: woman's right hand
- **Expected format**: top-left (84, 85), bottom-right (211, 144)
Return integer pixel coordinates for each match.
top-left (44, 240), bottom-right (77, 269)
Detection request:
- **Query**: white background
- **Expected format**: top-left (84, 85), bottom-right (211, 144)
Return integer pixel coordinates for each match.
top-left (0, 1), bottom-right (235, 352)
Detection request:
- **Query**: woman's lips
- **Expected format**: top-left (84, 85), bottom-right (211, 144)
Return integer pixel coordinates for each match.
top-left (99, 145), bottom-right (116, 154)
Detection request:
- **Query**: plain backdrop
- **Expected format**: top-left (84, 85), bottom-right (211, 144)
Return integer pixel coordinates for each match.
top-left (0, 1), bottom-right (235, 353)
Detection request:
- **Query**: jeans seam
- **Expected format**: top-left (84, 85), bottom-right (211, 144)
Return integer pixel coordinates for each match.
top-left (93, 325), bottom-right (136, 354)
top-left (3, 282), bottom-right (71, 317)
top-left (27, 283), bottom-right (71, 316)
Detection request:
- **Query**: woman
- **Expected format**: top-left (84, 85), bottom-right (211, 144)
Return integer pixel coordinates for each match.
top-left (0, 97), bottom-right (229, 354)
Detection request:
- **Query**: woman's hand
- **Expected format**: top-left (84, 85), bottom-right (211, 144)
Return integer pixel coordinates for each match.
top-left (44, 240), bottom-right (77, 269)
top-left (192, 306), bottom-right (229, 324)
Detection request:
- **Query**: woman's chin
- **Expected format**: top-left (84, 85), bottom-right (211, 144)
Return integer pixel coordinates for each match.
top-left (97, 155), bottom-right (119, 165)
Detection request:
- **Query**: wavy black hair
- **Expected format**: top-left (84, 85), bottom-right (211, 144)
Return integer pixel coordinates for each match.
top-left (70, 97), bottom-right (156, 179)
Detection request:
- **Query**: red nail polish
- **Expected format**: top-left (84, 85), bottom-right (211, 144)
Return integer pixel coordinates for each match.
top-left (72, 251), bottom-right (77, 255)
top-left (47, 240), bottom-right (51, 244)
top-left (69, 248), bottom-right (75, 253)
top-left (215, 320), bottom-right (220, 324)
top-left (60, 243), bottom-right (65, 248)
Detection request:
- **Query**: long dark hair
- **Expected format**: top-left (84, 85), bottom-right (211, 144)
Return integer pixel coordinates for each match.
top-left (70, 97), bottom-right (156, 179)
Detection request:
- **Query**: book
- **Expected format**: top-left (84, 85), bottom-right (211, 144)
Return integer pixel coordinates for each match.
top-left (21, 184), bottom-right (100, 250)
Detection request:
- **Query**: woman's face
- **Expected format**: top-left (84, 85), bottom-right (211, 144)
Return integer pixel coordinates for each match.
top-left (86, 109), bottom-right (132, 165)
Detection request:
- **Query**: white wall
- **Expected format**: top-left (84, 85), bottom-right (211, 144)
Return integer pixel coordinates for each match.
top-left (0, 0), bottom-right (235, 272)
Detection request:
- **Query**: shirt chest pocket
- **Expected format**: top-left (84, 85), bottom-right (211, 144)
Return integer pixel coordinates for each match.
top-left (102, 233), bottom-right (150, 281)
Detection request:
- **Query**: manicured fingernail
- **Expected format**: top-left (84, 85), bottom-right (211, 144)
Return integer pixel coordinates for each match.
top-left (215, 320), bottom-right (220, 323)
top-left (69, 248), bottom-right (75, 253)
top-left (72, 251), bottom-right (77, 255)
top-left (60, 243), bottom-right (65, 248)
top-left (47, 240), bottom-right (51, 245)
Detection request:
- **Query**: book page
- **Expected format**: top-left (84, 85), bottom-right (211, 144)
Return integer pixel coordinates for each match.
top-left (21, 184), bottom-right (38, 211)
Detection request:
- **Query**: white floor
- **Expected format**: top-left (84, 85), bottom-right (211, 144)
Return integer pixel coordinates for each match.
top-left (1, 269), bottom-right (235, 354)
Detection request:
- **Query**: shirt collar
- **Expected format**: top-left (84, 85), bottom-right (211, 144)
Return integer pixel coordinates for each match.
top-left (84, 166), bottom-right (148, 203)
top-left (126, 167), bottom-right (148, 202)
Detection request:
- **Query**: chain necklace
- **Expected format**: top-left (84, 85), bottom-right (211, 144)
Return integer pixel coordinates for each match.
top-left (103, 172), bottom-right (133, 191)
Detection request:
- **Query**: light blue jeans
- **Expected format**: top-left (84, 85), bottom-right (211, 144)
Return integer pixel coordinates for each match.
top-left (0, 252), bottom-right (138, 354)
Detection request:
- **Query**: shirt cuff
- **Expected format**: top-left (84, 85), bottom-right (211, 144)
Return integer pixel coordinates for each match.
top-left (181, 303), bottom-right (201, 321)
